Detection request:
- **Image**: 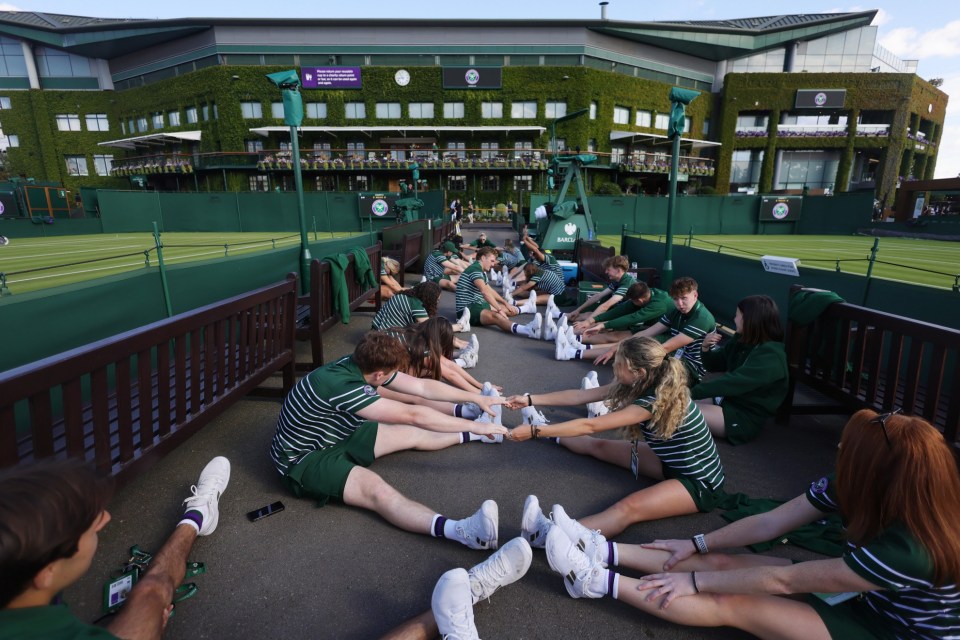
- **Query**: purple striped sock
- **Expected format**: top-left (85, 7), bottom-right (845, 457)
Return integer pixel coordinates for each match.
top-left (433, 515), bottom-right (448, 538)
top-left (180, 510), bottom-right (203, 531)
top-left (607, 570), bottom-right (616, 597)
top-left (455, 404), bottom-right (464, 418)
top-left (460, 432), bottom-right (470, 444)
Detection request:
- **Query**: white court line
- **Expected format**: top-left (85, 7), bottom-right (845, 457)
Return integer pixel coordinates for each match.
top-left (0, 245), bottom-right (145, 263)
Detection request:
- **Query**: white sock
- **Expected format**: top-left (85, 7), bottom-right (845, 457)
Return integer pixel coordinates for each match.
top-left (454, 357), bottom-right (467, 367)
top-left (611, 542), bottom-right (619, 567)
top-left (610, 572), bottom-right (620, 599)
top-left (512, 323), bottom-right (532, 337)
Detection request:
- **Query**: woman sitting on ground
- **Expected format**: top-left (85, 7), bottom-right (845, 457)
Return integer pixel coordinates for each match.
top-left (372, 281), bottom-right (469, 336)
top-left (690, 294), bottom-right (788, 445)
top-left (380, 257), bottom-right (404, 301)
top-left (539, 409), bottom-right (960, 640)
top-left (505, 336), bottom-right (725, 541)
top-left (411, 318), bottom-right (491, 394)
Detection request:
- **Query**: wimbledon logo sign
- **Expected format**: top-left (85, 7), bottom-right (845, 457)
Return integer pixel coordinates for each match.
top-left (465, 69), bottom-right (480, 85)
top-left (772, 203), bottom-right (790, 220)
top-left (372, 199), bottom-right (390, 217)
top-left (814, 92), bottom-right (828, 106)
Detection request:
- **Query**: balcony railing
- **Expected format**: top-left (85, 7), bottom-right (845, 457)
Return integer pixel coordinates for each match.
top-left (855, 124), bottom-right (890, 137)
top-left (734, 126), bottom-right (769, 138)
top-left (617, 154), bottom-right (715, 176)
top-left (777, 124), bottom-right (848, 138)
top-left (111, 153), bottom-right (195, 176)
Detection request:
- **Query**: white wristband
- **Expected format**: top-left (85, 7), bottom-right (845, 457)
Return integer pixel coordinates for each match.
top-left (692, 533), bottom-right (709, 554)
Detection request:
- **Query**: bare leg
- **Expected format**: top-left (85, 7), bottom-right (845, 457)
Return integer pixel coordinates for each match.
top-left (695, 401), bottom-right (726, 437)
top-left (614, 579), bottom-right (831, 640)
top-left (374, 424), bottom-right (462, 458)
top-left (107, 525), bottom-right (197, 640)
top-left (342, 466), bottom-right (441, 534)
top-left (479, 309), bottom-right (520, 333)
top-left (617, 543), bottom-right (794, 575)
top-left (580, 480), bottom-right (698, 536)
top-left (440, 358), bottom-right (483, 392)
top-left (379, 611), bottom-right (437, 640)
top-left (580, 330), bottom-right (632, 345)
top-left (559, 436), bottom-right (634, 469)
top-left (378, 386), bottom-right (456, 414)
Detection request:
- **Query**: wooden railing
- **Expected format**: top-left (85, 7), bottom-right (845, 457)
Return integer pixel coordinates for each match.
top-left (780, 284), bottom-right (960, 452)
top-left (296, 243), bottom-right (383, 370)
top-left (0, 277), bottom-right (298, 485)
top-left (576, 240), bottom-right (615, 283)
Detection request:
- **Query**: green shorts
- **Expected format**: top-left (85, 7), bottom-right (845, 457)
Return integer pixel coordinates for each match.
top-left (429, 274), bottom-right (452, 284)
top-left (806, 594), bottom-right (878, 640)
top-left (661, 465), bottom-right (726, 512)
top-left (283, 422), bottom-right (378, 506)
top-left (466, 301), bottom-right (491, 320)
top-left (721, 403), bottom-right (765, 446)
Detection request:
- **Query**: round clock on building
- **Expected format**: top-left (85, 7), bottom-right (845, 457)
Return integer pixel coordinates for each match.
top-left (395, 69), bottom-right (411, 86)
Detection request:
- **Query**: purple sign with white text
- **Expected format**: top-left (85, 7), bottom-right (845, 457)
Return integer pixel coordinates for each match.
top-left (301, 67), bottom-right (363, 89)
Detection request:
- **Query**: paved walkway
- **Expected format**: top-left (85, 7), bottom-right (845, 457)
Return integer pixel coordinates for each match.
top-left (67, 226), bottom-right (846, 639)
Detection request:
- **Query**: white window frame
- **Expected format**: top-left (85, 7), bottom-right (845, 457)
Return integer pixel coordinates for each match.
top-left (306, 102), bottom-right (327, 119)
top-left (152, 112), bottom-right (164, 129)
top-left (654, 114), bottom-right (670, 130)
top-left (56, 114), bottom-right (81, 131)
top-left (345, 102), bottom-right (366, 119)
top-left (545, 101), bottom-right (567, 119)
top-left (0, 97), bottom-right (11, 109)
top-left (590, 101), bottom-right (597, 120)
top-left (635, 110), bottom-right (651, 127)
top-left (136, 116), bottom-right (148, 133)
top-left (93, 154), bottom-right (113, 176)
top-left (185, 106), bottom-right (198, 124)
top-left (375, 102), bottom-right (401, 119)
top-left (408, 102), bottom-right (434, 119)
top-left (613, 106), bottom-right (629, 125)
top-left (85, 113), bottom-right (109, 131)
top-left (65, 155), bottom-right (88, 176)
top-left (240, 102), bottom-right (263, 119)
top-left (443, 102), bottom-right (464, 118)
top-left (511, 101), bottom-right (537, 119)
top-left (481, 102), bottom-right (503, 119)
top-left (168, 110), bottom-right (181, 127)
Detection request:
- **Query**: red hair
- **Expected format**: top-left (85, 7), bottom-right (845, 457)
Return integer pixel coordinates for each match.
top-left (836, 409), bottom-right (960, 586)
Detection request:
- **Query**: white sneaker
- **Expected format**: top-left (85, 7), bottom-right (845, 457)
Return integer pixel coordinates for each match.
top-left (457, 308), bottom-right (471, 333)
top-left (555, 327), bottom-right (568, 349)
top-left (504, 291), bottom-right (515, 306)
top-left (459, 349), bottom-right (478, 369)
top-left (525, 313), bottom-right (542, 340)
top-left (587, 371), bottom-right (599, 387)
top-left (454, 500), bottom-right (499, 550)
top-left (552, 504), bottom-right (609, 567)
top-left (557, 314), bottom-right (569, 334)
top-left (468, 537), bottom-right (532, 603)
top-left (481, 382), bottom-right (502, 425)
top-left (543, 312), bottom-right (558, 341)
top-left (587, 392), bottom-right (609, 418)
top-left (580, 374), bottom-right (592, 391)
top-left (182, 456), bottom-right (230, 536)
top-left (420, 275), bottom-right (427, 283)
top-left (556, 342), bottom-right (579, 361)
top-left (519, 291), bottom-right (538, 314)
top-left (432, 568), bottom-right (480, 640)
top-left (545, 527), bottom-right (609, 599)
top-left (546, 295), bottom-right (562, 320)
top-left (520, 495), bottom-right (553, 549)
top-left (469, 334), bottom-right (480, 354)
top-left (521, 405), bottom-right (549, 426)
top-left (477, 432), bottom-right (503, 443)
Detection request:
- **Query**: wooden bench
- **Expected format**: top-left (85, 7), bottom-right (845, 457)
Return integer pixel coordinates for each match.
top-left (576, 240), bottom-right (614, 283)
top-left (295, 242), bottom-right (383, 370)
top-left (780, 284), bottom-right (960, 453)
top-left (0, 277), bottom-right (298, 485)
top-left (432, 221), bottom-right (454, 248)
top-left (383, 231), bottom-right (423, 284)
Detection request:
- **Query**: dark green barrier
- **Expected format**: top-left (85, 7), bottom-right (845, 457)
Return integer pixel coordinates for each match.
top-left (99, 191), bottom-right (162, 232)
top-left (0, 217), bottom-right (104, 237)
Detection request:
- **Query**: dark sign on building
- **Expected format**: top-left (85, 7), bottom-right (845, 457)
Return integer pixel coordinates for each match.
top-left (795, 89), bottom-right (846, 109)
top-left (357, 193), bottom-right (399, 218)
top-left (442, 67), bottom-right (502, 89)
top-left (759, 196), bottom-right (804, 222)
top-left (301, 67), bottom-right (363, 89)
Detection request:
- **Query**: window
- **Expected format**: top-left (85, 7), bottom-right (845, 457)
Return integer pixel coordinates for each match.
top-left (306, 102), bottom-right (327, 119)
top-left (168, 110), bottom-right (180, 127)
top-left (703, 119), bottom-right (710, 136)
top-left (185, 106), bottom-right (198, 124)
top-left (35, 47), bottom-right (91, 77)
top-left (545, 101), bottom-right (567, 119)
top-left (481, 102), bottom-right (503, 119)
top-left (730, 149), bottom-right (765, 190)
top-left (408, 102), bottom-right (434, 119)
top-left (447, 175), bottom-right (467, 191)
top-left (202, 104), bottom-right (210, 121)
top-left (0, 97), bottom-right (10, 109)
top-left (613, 106), bottom-right (629, 125)
top-left (65, 155), bottom-right (88, 176)
top-left (56, 114), bottom-right (81, 131)
top-left (312, 142), bottom-right (331, 160)
top-left (654, 114), bottom-right (670, 130)
top-left (212, 103), bottom-right (218, 120)
top-left (5, 134), bottom-right (19, 147)
top-left (443, 102), bottom-right (464, 118)
top-left (269, 101), bottom-right (284, 119)
top-left (481, 175), bottom-right (500, 191)
top-left (554, 139), bottom-right (566, 152)
top-left (84, 113), bottom-right (109, 131)
top-left (514, 140), bottom-right (532, 159)
top-left (249, 175), bottom-right (270, 192)
top-left (684, 116), bottom-right (691, 134)
top-left (590, 101), bottom-right (597, 120)
top-left (315, 175), bottom-right (336, 191)
top-left (587, 138), bottom-right (597, 153)
top-left (481, 141), bottom-right (499, 160)
top-left (610, 145), bottom-right (625, 163)
top-left (514, 175), bottom-right (532, 192)
top-left (511, 101), bottom-right (536, 118)
top-left (346, 141), bottom-right (365, 158)
top-left (137, 116), bottom-right (148, 133)
top-left (376, 102), bottom-right (401, 118)
top-left (345, 102), bottom-right (366, 119)
top-left (152, 112), bottom-right (164, 129)
top-left (241, 102), bottom-right (263, 119)
top-left (245, 139), bottom-right (263, 153)
top-left (348, 174), bottom-right (369, 191)
top-left (635, 110), bottom-right (651, 127)
top-left (127, 118), bottom-right (134, 133)
top-left (92, 154), bottom-right (113, 176)
top-left (446, 141), bottom-right (466, 159)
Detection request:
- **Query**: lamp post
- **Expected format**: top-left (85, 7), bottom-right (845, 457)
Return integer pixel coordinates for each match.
top-left (266, 69), bottom-right (310, 294)
top-left (663, 87), bottom-right (700, 287)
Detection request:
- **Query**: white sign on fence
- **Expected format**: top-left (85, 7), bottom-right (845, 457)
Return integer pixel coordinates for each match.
top-left (761, 255), bottom-right (801, 277)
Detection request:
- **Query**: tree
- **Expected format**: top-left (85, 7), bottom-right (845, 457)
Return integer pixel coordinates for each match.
top-left (929, 78), bottom-right (944, 87)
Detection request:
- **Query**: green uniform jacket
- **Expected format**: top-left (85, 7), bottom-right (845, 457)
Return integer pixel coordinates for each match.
top-left (595, 288), bottom-right (672, 332)
top-left (350, 247), bottom-right (377, 291)
top-left (322, 253), bottom-right (351, 324)
top-left (691, 339), bottom-right (788, 444)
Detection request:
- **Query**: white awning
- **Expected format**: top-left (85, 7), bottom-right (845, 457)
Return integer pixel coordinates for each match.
top-left (610, 130), bottom-right (720, 149)
top-left (248, 125), bottom-right (546, 138)
top-left (97, 131), bottom-right (202, 150)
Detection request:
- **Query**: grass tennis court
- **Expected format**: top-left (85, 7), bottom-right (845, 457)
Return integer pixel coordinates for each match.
top-left (0, 231), bottom-right (363, 295)
top-left (597, 234), bottom-right (960, 290)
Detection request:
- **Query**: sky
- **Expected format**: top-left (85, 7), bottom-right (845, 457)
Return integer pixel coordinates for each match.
top-left (4, 0), bottom-right (958, 179)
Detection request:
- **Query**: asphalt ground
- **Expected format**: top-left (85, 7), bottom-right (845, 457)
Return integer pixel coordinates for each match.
top-left (66, 225), bottom-right (847, 639)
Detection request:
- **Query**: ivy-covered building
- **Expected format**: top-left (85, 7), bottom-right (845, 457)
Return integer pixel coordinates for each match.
top-left (0, 9), bottom-right (947, 207)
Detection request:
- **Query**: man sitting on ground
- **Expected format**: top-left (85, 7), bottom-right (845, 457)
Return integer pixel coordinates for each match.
top-left (461, 232), bottom-right (498, 257)
top-left (454, 247), bottom-right (540, 338)
top-left (0, 456), bottom-right (230, 640)
top-left (566, 255), bottom-right (636, 323)
top-left (574, 282), bottom-right (672, 344)
top-left (422, 241), bottom-right (465, 292)
top-left (270, 332), bottom-right (509, 550)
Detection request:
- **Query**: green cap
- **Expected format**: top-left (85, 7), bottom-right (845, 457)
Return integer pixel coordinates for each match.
top-left (442, 241), bottom-right (458, 253)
